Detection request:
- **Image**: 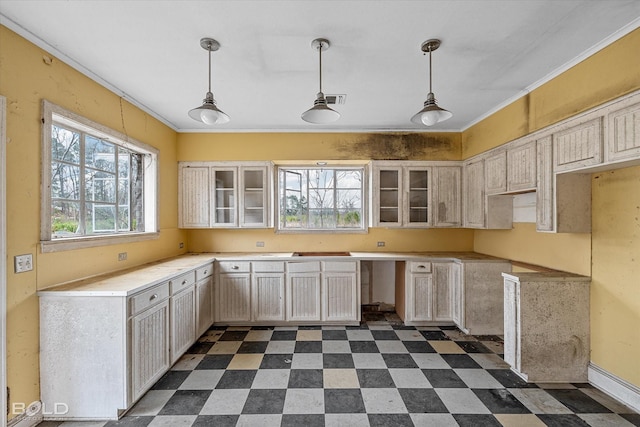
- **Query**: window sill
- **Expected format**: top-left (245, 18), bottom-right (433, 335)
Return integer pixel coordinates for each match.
top-left (275, 228), bottom-right (368, 235)
top-left (40, 232), bottom-right (160, 253)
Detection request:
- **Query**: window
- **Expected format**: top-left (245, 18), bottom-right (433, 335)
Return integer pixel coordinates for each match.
top-left (41, 101), bottom-right (158, 252)
top-left (278, 166), bottom-right (366, 232)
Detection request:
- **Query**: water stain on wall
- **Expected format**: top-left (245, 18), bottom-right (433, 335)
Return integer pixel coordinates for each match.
top-left (335, 133), bottom-right (458, 160)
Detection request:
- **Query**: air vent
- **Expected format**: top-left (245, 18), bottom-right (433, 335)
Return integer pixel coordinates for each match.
top-left (325, 94), bottom-right (347, 105)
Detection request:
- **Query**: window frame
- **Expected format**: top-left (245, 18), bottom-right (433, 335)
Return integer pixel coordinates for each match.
top-left (275, 164), bottom-right (368, 234)
top-left (41, 100), bottom-right (159, 253)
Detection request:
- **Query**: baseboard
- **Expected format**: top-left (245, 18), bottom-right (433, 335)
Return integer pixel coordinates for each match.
top-left (589, 362), bottom-right (640, 413)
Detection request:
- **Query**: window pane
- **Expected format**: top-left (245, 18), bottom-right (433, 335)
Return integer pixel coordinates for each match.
top-left (118, 178), bottom-right (130, 205)
top-left (336, 170), bottom-right (362, 189)
top-left (118, 206), bottom-right (130, 231)
top-left (118, 149), bottom-right (130, 178)
top-left (51, 200), bottom-right (80, 238)
top-left (308, 188), bottom-right (334, 209)
top-left (88, 203), bottom-right (116, 233)
top-left (309, 169), bottom-right (333, 189)
top-left (131, 153), bottom-right (144, 231)
top-left (338, 208), bottom-right (361, 227)
top-left (309, 208), bottom-right (336, 228)
top-left (52, 126), bottom-right (80, 164)
top-left (336, 189), bottom-right (361, 209)
top-left (85, 135), bottom-right (116, 172)
top-left (85, 169), bottom-right (116, 203)
top-left (51, 162), bottom-right (81, 200)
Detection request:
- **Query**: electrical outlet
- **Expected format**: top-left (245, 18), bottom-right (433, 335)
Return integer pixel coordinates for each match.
top-left (118, 252), bottom-right (127, 261)
top-left (14, 254), bottom-right (33, 273)
top-left (256, 241), bottom-right (265, 247)
top-left (179, 242), bottom-right (184, 249)
top-left (377, 241), bottom-right (386, 247)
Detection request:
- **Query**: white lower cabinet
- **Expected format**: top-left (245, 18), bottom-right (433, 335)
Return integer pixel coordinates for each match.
top-left (503, 272), bottom-right (590, 383)
top-left (322, 261), bottom-right (359, 322)
top-left (287, 262), bottom-right (322, 321)
top-left (131, 297), bottom-right (171, 401)
top-left (406, 261), bottom-right (453, 323)
top-left (432, 262), bottom-right (453, 321)
top-left (252, 262), bottom-right (285, 321)
top-left (216, 272), bottom-right (251, 322)
top-left (195, 263), bottom-right (215, 337)
top-left (38, 255), bottom-right (214, 420)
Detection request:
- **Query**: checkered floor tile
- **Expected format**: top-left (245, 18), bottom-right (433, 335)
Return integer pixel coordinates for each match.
top-left (38, 320), bottom-right (640, 427)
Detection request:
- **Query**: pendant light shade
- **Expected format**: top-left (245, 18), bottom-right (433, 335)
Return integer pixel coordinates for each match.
top-left (302, 38), bottom-right (340, 124)
top-left (411, 39), bottom-right (452, 126)
top-left (189, 38), bottom-right (230, 125)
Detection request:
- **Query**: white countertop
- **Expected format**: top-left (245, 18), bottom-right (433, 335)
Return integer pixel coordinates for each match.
top-left (38, 254), bottom-right (215, 297)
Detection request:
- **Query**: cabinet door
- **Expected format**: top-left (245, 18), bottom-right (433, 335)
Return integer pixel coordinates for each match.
top-left (287, 273), bottom-right (321, 321)
top-left (196, 276), bottom-right (214, 337)
top-left (507, 141), bottom-right (536, 192)
top-left (240, 167), bottom-right (269, 228)
top-left (405, 167), bottom-right (431, 226)
top-left (217, 273), bottom-right (251, 321)
top-left (433, 166), bottom-right (461, 227)
top-left (179, 165), bottom-right (210, 228)
top-left (432, 263), bottom-right (453, 321)
top-left (131, 300), bottom-right (170, 402)
top-left (553, 117), bottom-right (603, 172)
top-left (410, 273), bottom-right (433, 321)
top-left (463, 159), bottom-right (485, 228)
top-left (503, 278), bottom-right (520, 371)
top-left (212, 167), bottom-right (238, 227)
top-left (323, 272), bottom-right (358, 322)
top-left (485, 151), bottom-right (507, 195)
top-left (536, 136), bottom-right (554, 232)
top-left (252, 273), bottom-right (285, 321)
top-left (607, 100), bottom-right (640, 162)
top-left (170, 286), bottom-right (196, 364)
top-left (451, 263), bottom-right (463, 327)
top-left (373, 167), bottom-right (403, 227)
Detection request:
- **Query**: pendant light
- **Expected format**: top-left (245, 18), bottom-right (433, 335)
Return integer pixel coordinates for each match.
top-left (411, 39), bottom-right (452, 126)
top-left (301, 38), bottom-right (340, 124)
top-left (189, 37), bottom-right (230, 125)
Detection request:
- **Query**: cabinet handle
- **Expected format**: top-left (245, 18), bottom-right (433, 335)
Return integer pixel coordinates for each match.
top-left (203, 270), bottom-right (208, 275)
top-left (418, 265), bottom-right (426, 269)
top-left (182, 280), bottom-right (187, 285)
top-left (232, 265), bottom-right (239, 270)
top-left (149, 294), bottom-right (158, 301)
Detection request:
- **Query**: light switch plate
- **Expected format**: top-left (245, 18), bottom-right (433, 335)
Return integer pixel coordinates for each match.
top-left (14, 254), bottom-right (33, 273)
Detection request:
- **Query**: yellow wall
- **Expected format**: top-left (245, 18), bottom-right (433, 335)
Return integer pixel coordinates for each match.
top-left (0, 26), bottom-right (186, 419)
top-left (591, 166), bottom-right (640, 385)
top-left (467, 28), bottom-right (640, 389)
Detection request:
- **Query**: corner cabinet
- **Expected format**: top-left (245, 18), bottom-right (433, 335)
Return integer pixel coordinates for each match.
top-left (371, 161), bottom-right (461, 228)
top-left (179, 161), bottom-right (272, 229)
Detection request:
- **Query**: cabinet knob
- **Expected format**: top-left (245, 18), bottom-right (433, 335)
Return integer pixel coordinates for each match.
top-left (204, 270), bottom-right (208, 275)
top-left (149, 294), bottom-right (158, 301)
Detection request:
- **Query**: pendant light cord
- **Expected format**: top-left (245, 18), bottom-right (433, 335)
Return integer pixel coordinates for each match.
top-left (318, 42), bottom-right (323, 94)
top-left (208, 45), bottom-right (212, 94)
top-left (428, 46), bottom-right (433, 94)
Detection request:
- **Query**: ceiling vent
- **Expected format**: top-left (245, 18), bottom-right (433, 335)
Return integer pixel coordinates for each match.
top-left (325, 94), bottom-right (347, 105)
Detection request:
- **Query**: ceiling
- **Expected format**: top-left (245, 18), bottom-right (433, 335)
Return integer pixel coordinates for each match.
top-left (1, 1), bottom-right (640, 133)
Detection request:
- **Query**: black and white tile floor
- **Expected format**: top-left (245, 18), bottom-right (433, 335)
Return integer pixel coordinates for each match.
top-left (39, 318), bottom-right (639, 427)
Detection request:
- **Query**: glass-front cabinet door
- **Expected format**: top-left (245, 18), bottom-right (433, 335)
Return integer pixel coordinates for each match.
top-left (375, 166), bottom-right (402, 227)
top-left (212, 168), bottom-right (237, 227)
top-left (405, 167), bottom-right (431, 226)
top-left (240, 167), bottom-right (267, 227)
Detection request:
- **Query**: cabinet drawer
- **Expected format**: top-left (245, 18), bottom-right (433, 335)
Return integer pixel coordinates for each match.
top-left (287, 261), bottom-right (321, 273)
top-left (196, 263), bottom-right (214, 281)
top-left (218, 261), bottom-right (250, 273)
top-left (409, 262), bottom-right (432, 273)
top-left (252, 261), bottom-right (285, 273)
top-left (170, 271), bottom-right (196, 295)
top-left (323, 261), bottom-right (358, 272)
top-left (130, 283), bottom-right (170, 316)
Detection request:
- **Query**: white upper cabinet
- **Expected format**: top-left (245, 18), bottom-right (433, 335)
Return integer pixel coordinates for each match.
top-left (371, 161), bottom-right (461, 228)
top-left (463, 158), bottom-right (485, 228)
top-left (536, 136), bottom-right (554, 232)
top-left (607, 99), bottom-right (640, 162)
top-left (507, 140), bottom-right (537, 192)
top-left (179, 162), bottom-right (272, 229)
top-left (485, 151), bottom-right (507, 195)
top-left (553, 117), bottom-right (603, 172)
